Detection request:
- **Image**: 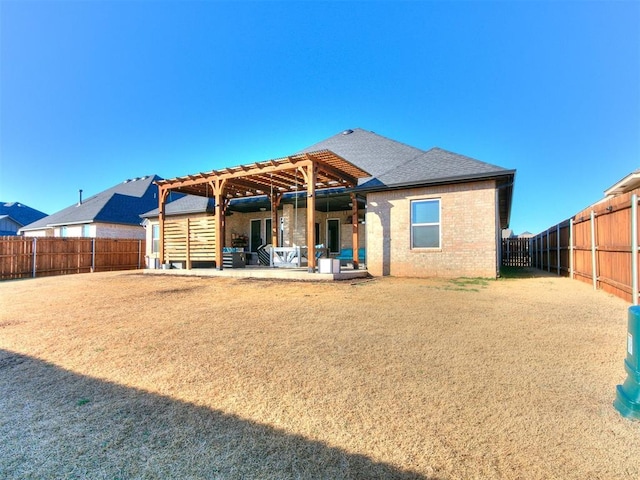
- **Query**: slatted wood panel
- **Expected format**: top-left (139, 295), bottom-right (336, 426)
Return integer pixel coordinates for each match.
top-left (0, 237), bottom-right (145, 280)
top-left (188, 217), bottom-right (216, 260)
top-left (163, 216), bottom-right (216, 262)
top-left (164, 220), bottom-right (188, 261)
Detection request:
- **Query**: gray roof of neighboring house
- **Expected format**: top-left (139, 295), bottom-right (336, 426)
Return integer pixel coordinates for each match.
top-left (141, 194), bottom-right (214, 218)
top-left (20, 175), bottom-right (162, 231)
top-left (298, 128), bottom-right (514, 190)
top-left (0, 201), bottom-right (48, 227)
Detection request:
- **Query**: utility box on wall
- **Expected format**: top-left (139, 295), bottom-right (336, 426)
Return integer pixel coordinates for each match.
top-left (614, 306), bottom-right (640, 419)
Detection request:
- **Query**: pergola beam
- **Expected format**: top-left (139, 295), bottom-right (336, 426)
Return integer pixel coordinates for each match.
top-left (155, 150), bottom-right (370, 271)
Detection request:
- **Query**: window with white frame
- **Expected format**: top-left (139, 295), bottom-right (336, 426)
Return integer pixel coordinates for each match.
top-left (83, 224), bottom-right (91, 237)
top-left (411, 199), bottom-right (441, 248)
top-left (151, 224), bottom-right (160, 253)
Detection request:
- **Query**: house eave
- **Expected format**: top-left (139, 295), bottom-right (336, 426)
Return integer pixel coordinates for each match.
top-left (352, 170), bottom-right (516, 194)
top-left (604, 170), bottom-right (640, 197)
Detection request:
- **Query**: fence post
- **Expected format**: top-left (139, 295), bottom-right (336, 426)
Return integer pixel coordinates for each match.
top-left (632, 194), bottom-right (638, 305)
top-left (591, 210), bottom-right (597, 290)
top-left (569, 218), bottom-right (574, 280)
top-left (32, 237), bottom-right (37, 278)
top-left (506, 238), bottom-right (510, 266)
top-left (91, 238), bottom-right (96, 273)
top-left (538, 234), bottom-right (541, 270)
top-left (546, 229), bottom-right (550, 272)
top-left (539, 234), bottom-right (542, 270)
top-left (557, 223), bottom-right (561, 276)
top-left (138, 239), bottom-right (142, 270)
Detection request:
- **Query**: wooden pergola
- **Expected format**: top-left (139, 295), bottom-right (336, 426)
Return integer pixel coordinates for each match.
top-left (155, 150), bottom-right (370, 272)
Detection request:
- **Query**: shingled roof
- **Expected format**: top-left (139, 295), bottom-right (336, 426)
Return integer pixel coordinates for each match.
top-left (299, 128), bottom-right (514, 189)
top-left (299, 128), bottom-right (515, 227)
top-left (141, 194), bottom-right (214, 218)
top-left (20, 175), bottom-right (162, 232)
top-left (0, 202), bottom-right (47, 227)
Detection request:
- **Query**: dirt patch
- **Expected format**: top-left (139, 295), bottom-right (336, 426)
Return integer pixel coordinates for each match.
top-left (0, 270), bottom-right (637, 479)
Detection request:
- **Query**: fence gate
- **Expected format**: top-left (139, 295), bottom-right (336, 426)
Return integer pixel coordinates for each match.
top-left (501, 238), bottom-right (531, 267)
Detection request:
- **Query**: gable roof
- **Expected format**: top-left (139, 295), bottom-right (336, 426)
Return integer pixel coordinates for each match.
top-left (141, 194), bottom-right (214, 218)
top-left (0, 202), bottom-right (48, 227)
top-left (299, 128), bottom-right (514, 189)
top-left (299, 128), bottom-right (515, 228)
top-left (359, 146), bottom-right (514, 190)
top-left (20, 175), bottom-right (162, 232)
top-left (298, 128), bottom-right (426, 183)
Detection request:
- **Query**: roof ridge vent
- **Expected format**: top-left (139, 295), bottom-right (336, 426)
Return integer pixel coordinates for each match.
top-left (342, 129), bottom-right (354, 135)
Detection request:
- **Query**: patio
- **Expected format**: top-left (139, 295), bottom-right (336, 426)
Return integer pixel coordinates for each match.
top-left (154, 150), bottom-right (370, 274)
top-left (143, 263), bottom-right (369, 282)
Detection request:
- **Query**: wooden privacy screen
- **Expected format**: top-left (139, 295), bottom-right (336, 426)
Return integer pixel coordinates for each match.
top-left (163, 216), bottom-right (216, 266)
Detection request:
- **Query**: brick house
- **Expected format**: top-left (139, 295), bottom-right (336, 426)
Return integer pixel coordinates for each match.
top-left (20, 175), bottom-right (164, 239)
top-left (150, 129), bottom-right (515, 278)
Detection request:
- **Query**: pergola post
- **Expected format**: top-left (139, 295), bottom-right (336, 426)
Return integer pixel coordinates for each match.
top-left (307, 162), bottom-right (317, 272)
top-left (351, 193), bottom-right (359, 270)
top-left (154, 150), bottom-right (370, 275)
top-left (158, 186), bottom-right (169, 265)
top-left (269, 193), bottom-right (282, 247)
top-left (213, 179), bottom-right (227, 270)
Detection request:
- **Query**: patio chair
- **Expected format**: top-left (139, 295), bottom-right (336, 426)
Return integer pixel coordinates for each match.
top-left (257, 244), bottom-right (271, 266)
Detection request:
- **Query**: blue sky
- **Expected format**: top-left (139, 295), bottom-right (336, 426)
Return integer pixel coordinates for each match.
top-left (1, 0), bottom-right (638, 235)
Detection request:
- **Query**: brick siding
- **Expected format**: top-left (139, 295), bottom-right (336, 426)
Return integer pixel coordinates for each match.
top-left (366, 180), bottom-right (499, 278)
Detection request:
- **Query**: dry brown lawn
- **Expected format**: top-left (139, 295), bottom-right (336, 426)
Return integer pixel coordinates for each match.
top-left (0, 270), bottom-right (638, 479)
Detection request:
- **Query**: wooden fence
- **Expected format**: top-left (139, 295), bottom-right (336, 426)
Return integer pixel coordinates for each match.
top-left (501, 237), bottom-right (532, 267)
top-left (0, 236), bottom-right (145, 281)
top-left (530, 189), bottom-right (640, 304)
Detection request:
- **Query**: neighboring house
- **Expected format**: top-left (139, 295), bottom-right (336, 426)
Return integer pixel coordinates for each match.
top-left (604, 169), bottom-right (640, 198)
top-left (20, 175), bottom-right (163, 239)
top-left (0, 202), bottom-right (48, 236)
top-left (152, 128), bottom-right (515, 278)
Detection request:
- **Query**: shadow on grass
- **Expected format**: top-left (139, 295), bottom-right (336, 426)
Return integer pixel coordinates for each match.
top-left (499, 266), bottom-right (560, 279)
top-left (0, 350), bottom-right (435, 479)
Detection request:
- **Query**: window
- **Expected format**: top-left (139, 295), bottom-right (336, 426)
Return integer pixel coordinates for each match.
top-left (411, 199), bottom-right (440, 248)
top-left (151, 224), bottom-right (160, 253)
top-left (60, 226), bottom-right (68, 238)
top-left (83, 225), bottom-right (91, 237)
